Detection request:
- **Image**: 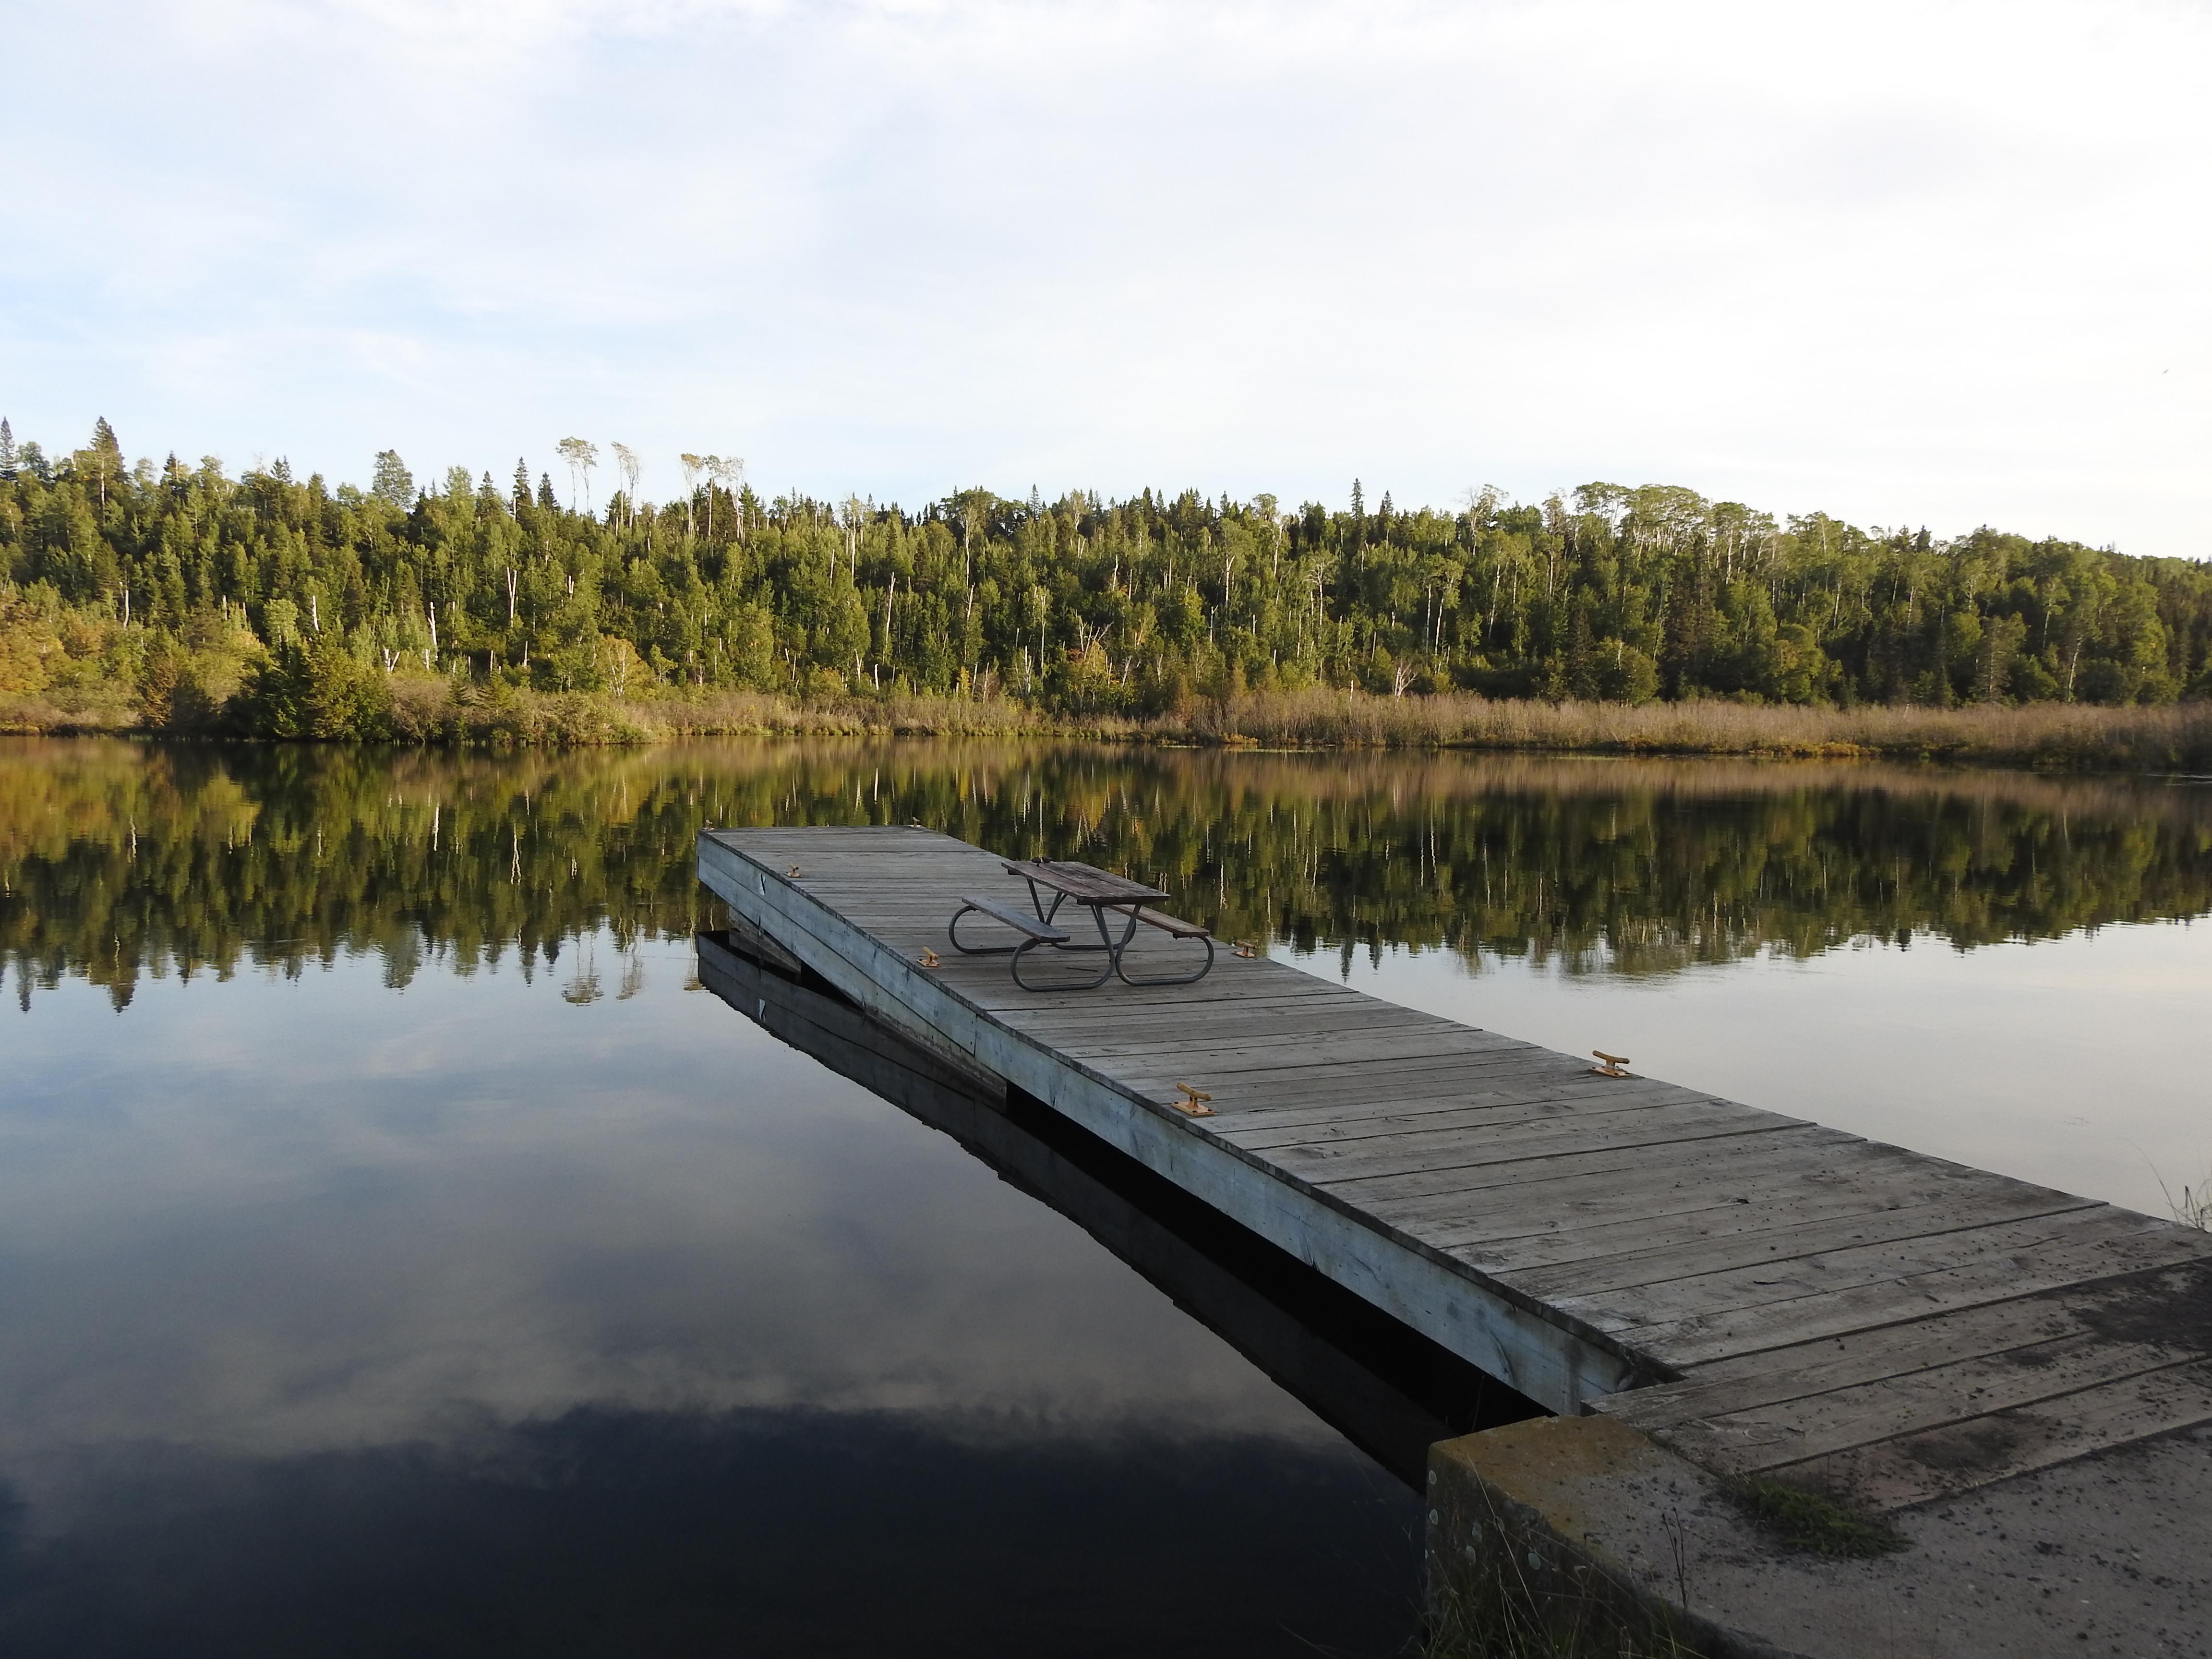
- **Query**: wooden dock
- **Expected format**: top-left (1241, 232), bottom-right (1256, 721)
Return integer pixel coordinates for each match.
top-left (697, 825), bottom-right (2212, 1515)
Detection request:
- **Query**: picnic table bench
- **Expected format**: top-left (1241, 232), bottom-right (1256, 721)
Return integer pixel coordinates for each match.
top-left (948, 858), bottom-right (1214, 990)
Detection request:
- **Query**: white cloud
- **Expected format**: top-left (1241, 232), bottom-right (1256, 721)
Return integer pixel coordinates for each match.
top-left (2, 0), bottom-right (2206, 552)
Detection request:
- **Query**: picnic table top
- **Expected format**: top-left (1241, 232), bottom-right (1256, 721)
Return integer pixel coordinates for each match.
top-left (999, 858), bottom-right (1168, 906)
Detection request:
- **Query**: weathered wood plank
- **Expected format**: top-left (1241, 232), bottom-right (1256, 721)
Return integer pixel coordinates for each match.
top-left (1201, 1066), bottom-right (1670, 1131)
top-left (1598, 1259), bottom-right (2212, 1430)
top-left (1219, 1084), bottom-right (1704, 1156)
top-left (1375, 1130), bottom-right (1878, 1244)
top-left (1623, 1218), bottom-right (2212, 1370)
top-left (1163, 1045), bottom-right (1648, 1106)
top-left (1216, 1082), bottom-right (1715, 1151)
top-left (1774, 1357), bottom-right (2212, 1510)
top-left (1029, 998), bottom-right (1449, 1040)
top-left (1653, 1328), bottom-right (2209, 1478)
top-left (1007, 999), bottom-right (1433, 1045)
top-left (969, 965), bottom-right (1336, 1017)
top-left (1110, 1047), bottom-right (1634, 1110)
top-left (1120, 1063), bottom-right (1545, 1118)
top-left (1494, 1189), bottom-right (2100, 1301)
top-left (1058, 1025), bottom-right (1517, 1075)
top-left (1267, 1100), bottom-right (1806, 1187)
top-left (1306, 1125), bottom-right (1848, 1213)
top-left (1579, 1206), bottom-right (2193, 1334)
top-left (1450, 1189), bottom-right (2085, 1291)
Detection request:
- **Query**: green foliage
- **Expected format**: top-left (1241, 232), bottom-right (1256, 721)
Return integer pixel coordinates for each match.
top-left (1424, 1563), bottom-right (1700, 1659)
top-left (370, 449), bottom-right (414, 508)
top-left (228, 641), bottom-right (393, 739)
top-left (0, 423), bottom-right (2206, 745)
top-left (1724, 1478), bottom-right (1904, 1558)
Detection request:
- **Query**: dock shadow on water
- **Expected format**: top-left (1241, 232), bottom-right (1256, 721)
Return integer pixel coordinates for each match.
top-left (5, 736), bottom-right (2212, 1656)
top-left (695, 921), bottom-right (1542, 1487)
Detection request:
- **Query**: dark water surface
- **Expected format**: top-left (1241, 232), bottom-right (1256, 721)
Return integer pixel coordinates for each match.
top-left (5, 738), bottom-right (2211, 1655)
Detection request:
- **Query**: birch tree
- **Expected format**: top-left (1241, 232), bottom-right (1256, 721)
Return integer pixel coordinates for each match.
top-left (609, 443), bottom-right (641, 528)
top-left (678, 454), bottom-right (706, 537)
top-left (708, 456), bottom-right (745, 542)
top-left (556, 438), bottom-right (598, 515)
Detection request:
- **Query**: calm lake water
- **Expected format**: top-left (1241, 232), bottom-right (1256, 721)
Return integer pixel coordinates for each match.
top-left (5, 737), bottom-right (2210, 1656)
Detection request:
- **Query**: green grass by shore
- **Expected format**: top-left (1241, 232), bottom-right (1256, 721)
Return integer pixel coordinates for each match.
top-left (6, 680), bottom-right (2211, 771)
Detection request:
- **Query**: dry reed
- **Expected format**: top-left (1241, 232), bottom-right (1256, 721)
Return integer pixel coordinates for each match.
top-left (643, 687), bottom-right (2212, 770)
top-left (1160, 687), bottom-right (2212, 769)
top-left (10, 679), bottom-right (2211, 769)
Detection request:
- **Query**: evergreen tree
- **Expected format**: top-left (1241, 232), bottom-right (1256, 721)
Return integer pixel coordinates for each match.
top-left (84, 417), bottom-right (124, 507)
top-left (371, 450), bottom-right (414, 508)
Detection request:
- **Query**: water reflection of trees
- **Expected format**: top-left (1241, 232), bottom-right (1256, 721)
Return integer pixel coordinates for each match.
top-left (6, 739), bottom-right (2210, 1009)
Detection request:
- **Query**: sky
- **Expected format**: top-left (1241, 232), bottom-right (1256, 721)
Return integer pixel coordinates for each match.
top-left (2, 0), bottom-right (2208, 556)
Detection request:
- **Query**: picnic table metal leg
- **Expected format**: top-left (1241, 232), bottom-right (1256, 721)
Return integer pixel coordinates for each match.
top-left (1093, 902), bottom-right (1141, 962)
top-left (1010, 926), bottom-right (1116, 990)
top-left (946, 902), bottom-right (1018, 955)
top-left (1115, 934), bottom-right (1214, 986)
top-left (1022, 878), bottom-right (1070, 930)
top-left (1029, 889), bottom-right (1117, 955)
top-left (1113, 906), bottom-right (1216, 987)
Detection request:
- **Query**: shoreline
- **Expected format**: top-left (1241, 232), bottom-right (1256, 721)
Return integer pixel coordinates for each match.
top-left (5, 685), bottom-right (2211, 772)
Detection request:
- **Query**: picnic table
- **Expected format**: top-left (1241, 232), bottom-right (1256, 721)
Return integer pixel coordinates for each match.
top-left (948, 858), bottom-right (1215, 990)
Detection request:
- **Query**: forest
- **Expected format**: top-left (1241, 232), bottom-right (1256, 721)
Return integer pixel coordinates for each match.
top-left (2, 418), bottom-right (2208, 745)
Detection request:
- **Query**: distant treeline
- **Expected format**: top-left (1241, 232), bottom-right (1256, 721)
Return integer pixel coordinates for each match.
top-left (1, 418), bottom-right (2207, 742)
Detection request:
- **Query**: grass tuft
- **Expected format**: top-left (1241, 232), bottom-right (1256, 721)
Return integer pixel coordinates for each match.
top-left (2156, 1172), bottom-right (2212, 1232)
top-left (1723, 1477), bottom-right (1905, 1558)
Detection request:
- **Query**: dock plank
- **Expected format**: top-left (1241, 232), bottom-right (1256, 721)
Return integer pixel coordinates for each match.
top-left (1779, 1357), bottom-right (2212, 1510)
top-left (1376, 1131), bottom-right (1883, 1241)
top-left (1274, 1100), bottom-right (1808, 1187)
top-left (1217, 1082), bottom-right (1717, 1150)
top-left (1058, 1027), bottom-right (1516, 1075)
top-left (1203, 1079), bottom-right (1681, 1141)
top-left (1653, 1328), bottom-right (2208, 1477)
top-left (1249, 1124), bottom-right (1851, 1211)
top-left (1112, 1047), bottom-right (1638, 1109)
top-left (1623, 1216), bottom-right (2212, 1370)
top-left (1496, 1190), bottom-right (2101, 1300)
top-left (1599, 1259), bottom-right (2212, 1429)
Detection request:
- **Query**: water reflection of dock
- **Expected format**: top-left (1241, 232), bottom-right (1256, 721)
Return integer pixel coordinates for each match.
top-left (697, 925), bottom-right (1539, 1486)
top-left (699, 826), bottom-right (2212, 1656)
